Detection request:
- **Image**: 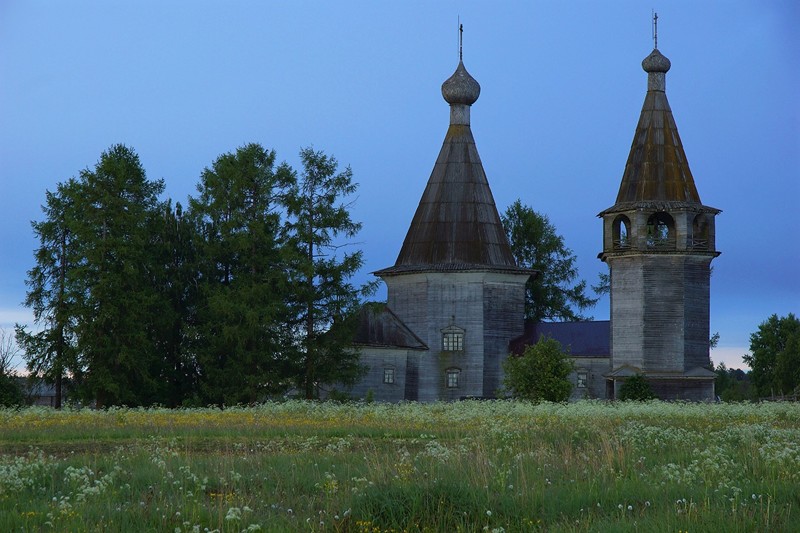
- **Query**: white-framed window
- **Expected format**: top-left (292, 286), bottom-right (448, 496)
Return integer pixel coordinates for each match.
top-left (446, 368), bottom-right (460, 388)
top-left (441, 325), bottom-right (465, 352)
top-left (383, 368), bottom-right (395, 384)
top-left (577, 371), bottom-right (588, 388)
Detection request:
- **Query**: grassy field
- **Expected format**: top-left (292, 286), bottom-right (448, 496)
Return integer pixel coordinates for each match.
top-left (1, 400), bottom-right (799, 532)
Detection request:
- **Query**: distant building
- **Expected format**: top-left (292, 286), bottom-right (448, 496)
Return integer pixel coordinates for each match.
top-left (343, 43), bottom-right (718, 402)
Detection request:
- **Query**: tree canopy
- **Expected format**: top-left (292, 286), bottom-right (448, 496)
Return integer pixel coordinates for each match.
top-left (16, 143), bottom-right (373, 407)
top-left (501, 200), bottom-right (598, 322)
top-left (743, 313), bottom-right (800, 398)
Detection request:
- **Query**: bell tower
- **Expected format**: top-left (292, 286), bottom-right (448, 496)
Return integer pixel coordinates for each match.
top-left (599, 41), bottom-right (721, 400)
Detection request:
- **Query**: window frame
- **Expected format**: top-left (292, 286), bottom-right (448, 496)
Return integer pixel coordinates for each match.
top-left (445, 368), bottom-right (461, 388)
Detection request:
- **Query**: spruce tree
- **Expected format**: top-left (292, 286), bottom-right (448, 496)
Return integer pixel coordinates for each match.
top-left (70, 145), bottom-right (166, 407)
top-left (188, 143), bottom-right (294, 405)
top-left (16, 179), bottom-right (83, 409)
top-left (502, 199), bottom-right (598, 322)
top-left (283, 147), bottom-right (376, 399)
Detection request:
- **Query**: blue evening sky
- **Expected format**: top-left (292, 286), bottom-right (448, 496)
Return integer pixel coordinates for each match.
top-left (1, 1), bottom-right (797, 370)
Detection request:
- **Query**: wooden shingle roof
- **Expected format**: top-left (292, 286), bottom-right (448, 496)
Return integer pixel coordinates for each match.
top-left (601, 49), bottom-right (717, 216)
top-left (376, 62), bottom-right (526, 276)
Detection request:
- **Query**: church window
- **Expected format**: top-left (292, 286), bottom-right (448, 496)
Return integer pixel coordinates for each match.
top-left (577, 371), bottom-right (588, 388)
top-left (441, 325), bottom-right (465, 352)
top-left (446, 368), bottom-right (461, 388)
top-left (383, 368), bottom-right (395, 384)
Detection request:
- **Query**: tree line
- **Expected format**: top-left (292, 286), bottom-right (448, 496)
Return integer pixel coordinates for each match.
top-left (15, 143), bottom-right (376, 408)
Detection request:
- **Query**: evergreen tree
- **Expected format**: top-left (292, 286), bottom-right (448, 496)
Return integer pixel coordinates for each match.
top-left (146, 200), bottom-right (200, 406)
top-left (70, 145), bottom-right (166, 407)
top-left (283, 147), bottom-right (376, 399)
top-left (189, 143), bottom-right (294, 405)
top-left (16, 179), bottom-right (83, 409)
top-left (502, 200), bottom-right (597, 322)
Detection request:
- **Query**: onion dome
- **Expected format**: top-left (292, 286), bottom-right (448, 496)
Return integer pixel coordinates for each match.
top-left (642, 49), bottom-right (671, 73)
top-left (441, 61), bottom-right (480, 105)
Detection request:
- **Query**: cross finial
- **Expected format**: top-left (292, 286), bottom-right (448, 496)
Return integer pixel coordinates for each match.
top-left (459, 21), bottom-right (463, 61)
top-left (652, 11), bottom-right (659, 49)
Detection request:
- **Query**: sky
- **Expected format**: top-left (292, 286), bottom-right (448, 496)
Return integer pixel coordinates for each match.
top-left (1, 1), bottom-right (797, 371)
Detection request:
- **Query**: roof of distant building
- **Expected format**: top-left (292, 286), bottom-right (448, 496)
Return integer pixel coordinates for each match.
top-left (510, 320), bottom-right (610, 357)
top-left (353, 302), bottom-right (428, 350)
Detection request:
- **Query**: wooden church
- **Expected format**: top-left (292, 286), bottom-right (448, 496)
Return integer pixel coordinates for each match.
top-left (342, 40), bottom-right (719, 402)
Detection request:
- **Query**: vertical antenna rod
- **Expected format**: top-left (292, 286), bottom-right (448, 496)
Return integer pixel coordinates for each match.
top-left (652, 11), bottom-right (659, 49)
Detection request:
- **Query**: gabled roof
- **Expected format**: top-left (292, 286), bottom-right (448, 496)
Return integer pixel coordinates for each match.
top-left (353, 303), bottom-right (428, 350)
top-left (375, 61), bottom-right (527, 276)
top-left (601, 49), bottom-right (715, 215)
top-left (510, 320), bottom-right (610, 357)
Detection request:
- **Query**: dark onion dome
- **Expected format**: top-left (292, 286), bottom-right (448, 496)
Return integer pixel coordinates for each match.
top-left (441, 61), bottom-right (480, 105)
top-left (641, 48), bottom-right (671, 73)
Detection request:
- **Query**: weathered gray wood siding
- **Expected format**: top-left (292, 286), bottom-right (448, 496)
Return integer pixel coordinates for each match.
top-left (569, 357), bottom-right (611, 400)
top-left (345, 348), bottom-right (411, 402)
top-left (383, 271), bottom-right (526, 401)
top-left (482, 280), bottom-right (527, 397)
top-left (683, 256), bottom-right (712, 371)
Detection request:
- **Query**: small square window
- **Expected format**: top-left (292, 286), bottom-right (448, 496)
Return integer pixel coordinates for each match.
top-left (577, 372), bottom-right (588, 388)
top-left (446, 370), bottom-right (460, 388)
top-left (383, 368), bottom-right (395, 384)
top-left (442, 332), bottom-right (464, 352)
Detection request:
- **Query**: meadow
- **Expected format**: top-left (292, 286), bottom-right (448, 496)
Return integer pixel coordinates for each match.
top-left (1, 400), bottom-right (798, 532)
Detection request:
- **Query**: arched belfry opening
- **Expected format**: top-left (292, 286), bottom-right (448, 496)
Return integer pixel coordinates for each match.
top-left (645, 212), bottom-right (675, 249)
top-left (691, 213), bottom-right (711, 250)
top-left (612, 215), bottom-right (631, 249)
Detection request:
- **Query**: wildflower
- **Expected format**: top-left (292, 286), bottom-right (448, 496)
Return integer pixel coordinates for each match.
top-left (486, 510), bottom-right (492, 517)
top-left (627, 505), bottom-right (633, 511)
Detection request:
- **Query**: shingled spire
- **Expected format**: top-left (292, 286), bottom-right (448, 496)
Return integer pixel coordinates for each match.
top-left (605, 48), bottom-right (704, 211)
top-left (376, 60), bottom-right (520, 275)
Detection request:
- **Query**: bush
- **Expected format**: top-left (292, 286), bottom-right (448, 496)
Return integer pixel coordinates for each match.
top-left (502, 336), bottom-right (574, 402)
top-left (618, 374), bottom-right (655, 401)
top-left (0, 374), bottom-right (25, 407)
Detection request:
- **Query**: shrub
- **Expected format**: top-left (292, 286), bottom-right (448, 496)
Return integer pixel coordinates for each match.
top-left (502, 336), bottom-right (574, 402)
top-left (618, 374), bottom-right (655, 401)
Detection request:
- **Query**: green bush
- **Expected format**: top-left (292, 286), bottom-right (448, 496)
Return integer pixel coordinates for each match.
top-left (0, 374), bottom-right (25, 407)
top-left (502, 336), bottom-right (574, 402)
top-left (618, 374), bottom-right (656, 401)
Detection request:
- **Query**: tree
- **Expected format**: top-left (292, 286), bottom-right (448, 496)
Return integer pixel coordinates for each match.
top-left (618, 374), bottom-right (655, 401)
top-left (15, 178), bottom-right (83, 409)
top-left (502, 336), bottom-right (574, 402)
top-left (714, 362), bottom-right (755, 402)
top-left (283, 147), bottom-right (376, 399)
top-left (743, 313), bottom-right (800, 397)
top-left (0, 327), bottom-right (20, 376)
top-left (146, 200), bottom-right (200, 406)
top-left (70, 145), bottom-right (166, 407)
top-left (502, 200), bottom-right (597, 322)
top-left (188, 143), bottom-right (294, 405)
top-left (0, 328), bottom-right (25, 407)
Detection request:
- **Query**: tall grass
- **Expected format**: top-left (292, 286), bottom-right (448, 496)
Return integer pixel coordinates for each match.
top-left (1, 400), bottom-right (798, 532)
